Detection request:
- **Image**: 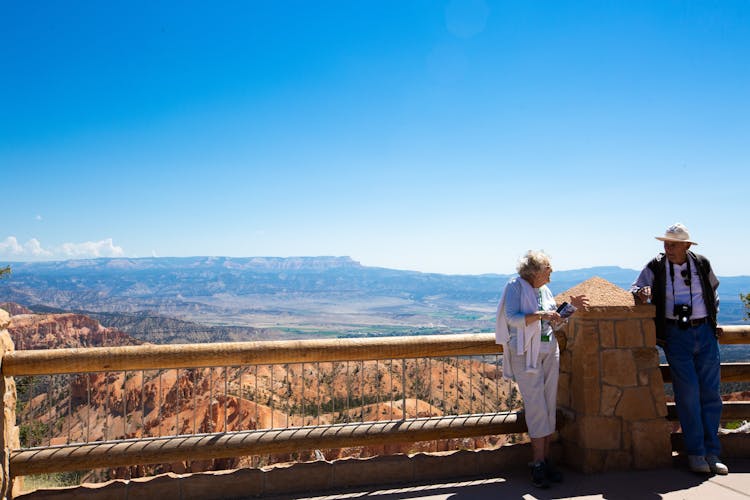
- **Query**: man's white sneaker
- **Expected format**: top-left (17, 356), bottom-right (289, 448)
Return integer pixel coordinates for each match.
top-left (706, 455), bottom-right (729, 475)
top-left (688, 455), bottom-right (711, 474)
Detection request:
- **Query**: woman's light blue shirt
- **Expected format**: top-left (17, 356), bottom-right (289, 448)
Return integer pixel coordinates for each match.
top-left (504, 279), bottom-right (556, 354)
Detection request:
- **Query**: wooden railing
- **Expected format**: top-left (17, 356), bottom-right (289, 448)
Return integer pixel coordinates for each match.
top-left (3, 327), bottom-right (749, 480)
top-left (5, 334), bottom-right (524, 477)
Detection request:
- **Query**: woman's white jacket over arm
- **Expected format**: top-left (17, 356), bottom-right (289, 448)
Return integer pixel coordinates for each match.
top-left (495, 277), bottom-right (542, 380)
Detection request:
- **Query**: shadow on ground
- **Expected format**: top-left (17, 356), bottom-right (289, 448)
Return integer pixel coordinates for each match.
top-left (262, 457), bottom-right (750, 500)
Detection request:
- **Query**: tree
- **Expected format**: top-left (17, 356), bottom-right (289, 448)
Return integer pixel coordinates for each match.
top-left (742, 292), bottom-right (750, 321)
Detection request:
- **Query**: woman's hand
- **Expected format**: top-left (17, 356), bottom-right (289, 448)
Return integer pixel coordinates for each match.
top-left (549, 314), bottom-right (566, 328)
top-left (541, 311), bottom-right (561, 322)
top-left (525, 310), bottom-right (560, 325)
top-left (570, 294), bottom-right (589, 311)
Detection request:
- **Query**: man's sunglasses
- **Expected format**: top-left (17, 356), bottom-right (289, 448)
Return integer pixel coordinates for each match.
top-left (680, 269), bottom-right (691, 287)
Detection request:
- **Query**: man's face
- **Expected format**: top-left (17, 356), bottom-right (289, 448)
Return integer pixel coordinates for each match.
top-left (664, 241), bottom-right (691, 264)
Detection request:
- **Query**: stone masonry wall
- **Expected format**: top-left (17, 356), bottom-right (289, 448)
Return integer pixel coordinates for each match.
top-left (556, 277), bottom-right (671, 472)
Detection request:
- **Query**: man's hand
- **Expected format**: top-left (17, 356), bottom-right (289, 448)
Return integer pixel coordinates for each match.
top-left (635, 286), bottom-right (652, 304)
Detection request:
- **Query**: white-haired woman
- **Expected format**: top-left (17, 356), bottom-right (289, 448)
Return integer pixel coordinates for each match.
top-left (495, 250), bottom-right (588, 489)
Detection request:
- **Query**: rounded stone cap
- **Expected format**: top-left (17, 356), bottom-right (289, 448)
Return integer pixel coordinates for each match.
top-left (554, 276), bottom-right (641, 316)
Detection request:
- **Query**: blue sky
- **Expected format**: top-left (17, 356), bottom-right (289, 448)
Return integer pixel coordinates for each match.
top-left (2, 1), bottom-right (749, 276)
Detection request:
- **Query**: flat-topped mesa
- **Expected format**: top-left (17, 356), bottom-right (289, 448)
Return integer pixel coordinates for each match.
top-left (555, 276), bottom-right (637, 311)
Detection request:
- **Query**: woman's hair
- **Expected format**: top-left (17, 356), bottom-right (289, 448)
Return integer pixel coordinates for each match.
top-left (516, 250), bottom-right (551, 282)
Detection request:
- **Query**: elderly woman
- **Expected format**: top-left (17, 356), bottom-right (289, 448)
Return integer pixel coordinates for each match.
top-left (496, 250), bottom-right (588, 489)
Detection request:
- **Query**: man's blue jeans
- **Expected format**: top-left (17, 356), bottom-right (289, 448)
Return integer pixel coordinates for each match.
top-left (664, 322), bottom-right (722, 456)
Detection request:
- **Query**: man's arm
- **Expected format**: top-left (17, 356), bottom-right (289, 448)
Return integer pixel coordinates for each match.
top-left (630, 267), bottom-right (655, 304)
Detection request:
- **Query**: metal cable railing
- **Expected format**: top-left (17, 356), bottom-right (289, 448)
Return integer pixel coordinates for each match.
top-left (8, 334), bottom-right (535, 476)
top-left (16, 355), bottom-right (516, 449)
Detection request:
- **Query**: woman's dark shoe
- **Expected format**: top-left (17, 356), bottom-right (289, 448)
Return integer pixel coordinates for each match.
top-left (530, 461), bottom-right (550, 488)
top-left (545, 459), bottom-right (563, 482)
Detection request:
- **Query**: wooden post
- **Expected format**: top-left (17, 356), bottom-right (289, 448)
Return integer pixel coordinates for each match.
top-left (0, 309), bottom-right (20, 499)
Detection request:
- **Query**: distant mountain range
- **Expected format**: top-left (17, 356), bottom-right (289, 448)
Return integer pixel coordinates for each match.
top-left (1, 257), bottom-right (748, 343)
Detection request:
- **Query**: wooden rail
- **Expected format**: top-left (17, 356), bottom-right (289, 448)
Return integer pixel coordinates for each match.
top-left (5, 327), bottom-right (747, 378)
top-left (666, 401), bottom-right (750, 422)
top-left (10, 412), bottom-right (527, 476)
top-left (660, 362), bottom-right (750, 384)
top-left (718, 325), bottom-right (750, 344)
top-left (2, 333), bottom-right (501, 377)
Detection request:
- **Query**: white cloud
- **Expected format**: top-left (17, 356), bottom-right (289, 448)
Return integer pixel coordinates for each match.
top-left (0, 236), bottom-right (24, 255)
top-left (0, 236), bottom-right (53, 258)
top-left (35, 215), bottom-right (43, 221)
top-left (25, 238), bottom-right (54, 257)
top-left (59, 238), bottom-right (125, 258)
top-left (0, 236), bottom-right (124, 261)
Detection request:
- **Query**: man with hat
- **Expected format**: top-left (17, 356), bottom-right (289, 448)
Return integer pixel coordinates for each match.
top-left (631, 223), bottom-right (727, 474)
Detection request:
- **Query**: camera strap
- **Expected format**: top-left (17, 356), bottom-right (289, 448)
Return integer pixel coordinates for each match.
top-left (538, 289), bottom-right (550, 342)
top-left (669, 257), bottom-right (693, 313)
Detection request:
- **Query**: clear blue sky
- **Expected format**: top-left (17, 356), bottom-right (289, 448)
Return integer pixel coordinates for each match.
top-left (2, 1), bottom-right (749, 276)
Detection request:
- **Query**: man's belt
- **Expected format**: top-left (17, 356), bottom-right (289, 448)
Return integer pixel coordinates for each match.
top-left (665, 317), bottom-right (708, 327)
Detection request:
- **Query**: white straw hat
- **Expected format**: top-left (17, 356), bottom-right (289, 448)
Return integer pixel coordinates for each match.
top-left (655, 223), bottom-right (697, 245)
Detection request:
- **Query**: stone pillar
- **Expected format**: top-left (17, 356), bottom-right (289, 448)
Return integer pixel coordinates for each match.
top-left (0, 308), bottom-right (19, 499)
top-left (556, 277), bottom-right (671, 472)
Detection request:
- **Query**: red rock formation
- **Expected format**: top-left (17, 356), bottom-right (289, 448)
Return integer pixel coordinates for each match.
top-left (7, 312), bottom-right (142, 349)
top-left (0, 302), bottom-right (33, 315)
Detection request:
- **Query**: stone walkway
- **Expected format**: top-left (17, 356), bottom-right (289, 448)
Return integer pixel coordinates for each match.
top-left (262, 458), bottom-right (750, 499)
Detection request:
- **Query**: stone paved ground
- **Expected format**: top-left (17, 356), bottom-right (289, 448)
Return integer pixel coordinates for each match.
top-left (262, 458), bottom-right (750, 500)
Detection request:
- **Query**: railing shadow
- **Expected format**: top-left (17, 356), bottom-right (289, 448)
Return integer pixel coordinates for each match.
top-left (260, 458), bottom-right (750, 500)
